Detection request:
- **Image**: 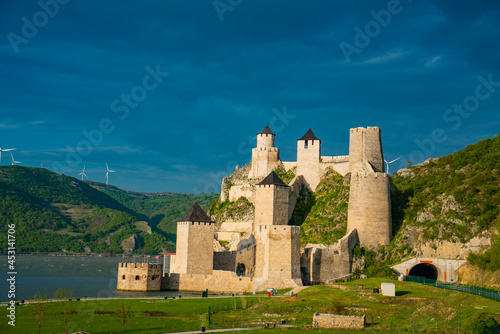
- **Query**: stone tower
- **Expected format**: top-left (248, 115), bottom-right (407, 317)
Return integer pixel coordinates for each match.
top-left (117, 263), bottom-right (163, 291)
top-left (297, 128), bottom-right (322, 190)
top-left (250, 125), bottom-right (280, 178)
top-left (253, 172), bottom-right (302, 291)
top-left (347, 127), bottom-right (391, 250)
top-left (348, 126), bottom-right (384, 173)
top-left (254, 171), bottom-right (290, 228)
top-left (172, 202), bottom-right (215, 275)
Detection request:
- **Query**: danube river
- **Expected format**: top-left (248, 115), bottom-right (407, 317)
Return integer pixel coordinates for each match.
top-left (0, 255), bottom-right (188, 303)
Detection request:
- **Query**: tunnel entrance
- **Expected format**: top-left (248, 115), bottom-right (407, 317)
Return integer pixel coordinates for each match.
top-left (236, 263), bottom-right (246, 276)
top-left (408, 263), bottom-right (438, 280)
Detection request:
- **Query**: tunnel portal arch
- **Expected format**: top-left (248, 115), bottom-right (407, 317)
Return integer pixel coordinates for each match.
top-left (408, 263), bottom-right (438, 280)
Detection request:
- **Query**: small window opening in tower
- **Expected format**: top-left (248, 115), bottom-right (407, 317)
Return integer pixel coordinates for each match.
top-left (135, 275), bottom-right (140, 280)
top-left (122, 275), bottom-right (125, 280)
top-left (236, 263), bottom-right (246, 277)
top-left (305, 140), bottom-right (308, 149)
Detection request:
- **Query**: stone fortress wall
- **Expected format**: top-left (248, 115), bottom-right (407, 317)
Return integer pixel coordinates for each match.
top-left (301, 229), bottom-right (359, 285)
top-left (213, 244), bottom-right (256, 276)
top-left (117, 125), bottom-right (392, 293)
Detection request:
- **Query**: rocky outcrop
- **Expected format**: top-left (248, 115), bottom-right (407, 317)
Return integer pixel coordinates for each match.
top-left (121, 234), bottom-right (141, 254)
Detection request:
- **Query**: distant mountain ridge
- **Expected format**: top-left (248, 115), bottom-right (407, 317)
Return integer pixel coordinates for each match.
top-left (0, 166), bottom-right (217, 254)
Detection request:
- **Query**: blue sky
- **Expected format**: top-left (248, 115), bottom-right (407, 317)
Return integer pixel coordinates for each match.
top-left (1, 1), bottom-right (499, 193)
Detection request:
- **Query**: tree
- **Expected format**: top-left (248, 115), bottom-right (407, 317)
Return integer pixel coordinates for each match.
top-left (29, 294), bottom-right (48, 334)
top-left (114, 302), bottom-right (133, 334)
top-left (53, 288), bottom-right (74, 333)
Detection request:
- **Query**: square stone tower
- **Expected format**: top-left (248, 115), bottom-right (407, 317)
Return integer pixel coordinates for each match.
top-left (297, 128), bottom-right (322, 190)
top-left (254, 171), bottom-right (290, 228)
top-left (173, 202), bottom-right (215, 275)
top-left (253, 172), bottom-right (302, 290)
top-left (250, 125), bottom-right (280, 178)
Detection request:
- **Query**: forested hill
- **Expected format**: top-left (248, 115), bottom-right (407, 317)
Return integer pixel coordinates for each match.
top-left (390, 134), bottom-right (500, 271)
top-left (0, 166), bottom-right (217, 254)
top-left (86, 181), bottom-right (217, 236)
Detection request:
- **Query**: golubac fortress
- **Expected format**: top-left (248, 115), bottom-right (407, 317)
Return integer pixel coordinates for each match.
top-left (117, 126), bottom-right (392, 293)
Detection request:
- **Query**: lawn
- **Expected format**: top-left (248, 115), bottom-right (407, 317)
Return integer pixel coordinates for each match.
top-left (1, 278), bottom-right (499, 333)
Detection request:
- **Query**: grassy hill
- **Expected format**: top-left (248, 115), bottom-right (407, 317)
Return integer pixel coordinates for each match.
top-left (0, 166), bottom-right (216, 255)
top-left (290, 168), bottom-right (350, 246)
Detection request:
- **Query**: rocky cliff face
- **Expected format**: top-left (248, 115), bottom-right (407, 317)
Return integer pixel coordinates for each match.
top-left (389, 136), bottom-right (500, 265)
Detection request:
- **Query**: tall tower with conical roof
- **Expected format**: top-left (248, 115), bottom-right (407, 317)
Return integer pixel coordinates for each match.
top-left (250, 125), bottom-right (280, 179)
top-left (297, 128), bottom-right (322, 190)
top-left (171, 202), bottom-right (215, 275)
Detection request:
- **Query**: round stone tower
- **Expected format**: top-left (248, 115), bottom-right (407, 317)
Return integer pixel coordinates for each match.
top-left (250, 125), bottom-right (280, 178)
top-left (257, 125), bottom-right (275, 148)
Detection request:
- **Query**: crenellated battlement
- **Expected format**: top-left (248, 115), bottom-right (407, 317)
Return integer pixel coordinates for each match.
top-left (257, 147), bottom-right (279, 152)
top-left (177, 221), bottom-right (215, 226)
top-left (119, 262), bottom-right (162, 269)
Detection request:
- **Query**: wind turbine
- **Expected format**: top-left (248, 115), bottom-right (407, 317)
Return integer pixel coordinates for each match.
top-left (10, 152), bottom-right (21, 165)
top-left (105, 162), bottom-right (115, 185)
top-left (78, 165), bottom-right (88, 180)
top-left (0, 147), bottom-right (16, 165)
top-left (384, 157), bottom-right (400, 174)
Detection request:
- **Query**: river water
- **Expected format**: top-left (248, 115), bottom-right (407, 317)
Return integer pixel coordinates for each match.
top-left (0, 255), bottom-right (189, 303)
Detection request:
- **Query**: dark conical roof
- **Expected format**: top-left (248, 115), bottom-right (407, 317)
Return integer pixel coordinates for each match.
top-left (299, 128), bottom-right (319, 141)
top-left (180, 202), bottom-right (213, 222)
top-left (257, 171), bottom-right (288, 187)
top-left (258, 125), bottom-right (275, 135)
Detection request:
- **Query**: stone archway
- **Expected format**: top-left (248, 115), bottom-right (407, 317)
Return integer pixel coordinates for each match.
top-left (236, 263), bottom-right (246, 276)
top-left (409, 263), bottom-right (438, 280)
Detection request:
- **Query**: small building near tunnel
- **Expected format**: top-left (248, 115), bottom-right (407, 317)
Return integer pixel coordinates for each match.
top-left (392, 258), bottom-right (466, 282)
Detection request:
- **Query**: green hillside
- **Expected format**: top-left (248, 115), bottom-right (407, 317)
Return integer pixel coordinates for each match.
top-left (290, 168), bottom-right (350, 246)
top-left (390, 134), bottom-right (500, 270)
top-left (0, 166), bottom-right (216, 255)
top-left (87, 181), bottom-right (217, 236)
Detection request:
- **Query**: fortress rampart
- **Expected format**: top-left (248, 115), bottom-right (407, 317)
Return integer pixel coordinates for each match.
top-left (287, 175), bottom-right (304, 219)
top-left (213, 244), bottom-right (256, 276)
top-left (161, 271), bottom-right (253, 293)
top-left (301, 229), bottom-right (359, 284)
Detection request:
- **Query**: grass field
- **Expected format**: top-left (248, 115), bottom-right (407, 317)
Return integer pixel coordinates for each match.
top-left (1, 278), bottom-right (499, 334)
